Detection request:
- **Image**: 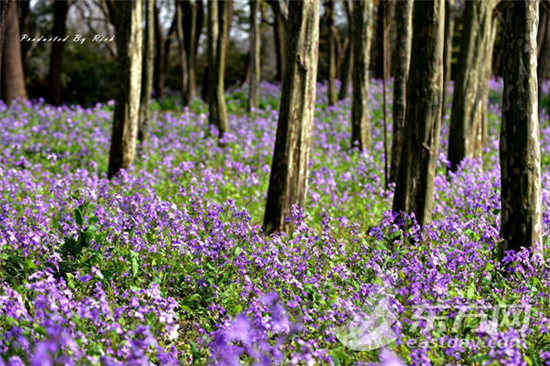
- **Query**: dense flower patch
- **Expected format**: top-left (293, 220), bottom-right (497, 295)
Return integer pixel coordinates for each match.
top-left (1, 80), bottom-right (550, 365)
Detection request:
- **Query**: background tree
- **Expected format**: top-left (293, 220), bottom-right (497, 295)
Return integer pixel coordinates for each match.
top-left (389, 0), bottom-right (413, 183)
top-left (266, 0), bottom-right (288, 82)
top-left (175, 0), bottom-right (189, 105)
top-left (48, 0), bottom-right (70, 106)
top-left (263, 0), bottom-right (320, 234)
top-left (1, 0), bottom-right (27, 104)
top-left (108, 0), bottom-right (143, 179)
top-left (538, 0), bottom-right (550, 111)
top-left (393, 0), bottom-right (444, 228)
top-left (338, 0), bottom-right (353, 101)
top-left (248, 0), bottom-right (260, 112)
top-left (499, 0), bottom-right (542, 258)
top-left (448, 0), bottom-right (497, 172)
top-left (326, 0), bottom-right (337, 106)
top-left (182, 0), bottom-right (199, 102)
top-left (351, 0), bottom-right (373, 152)
top-left (138, 0), bottom-right (155, 144)
top-left (441, 0), bottom-right (455, 122)
top-left (207, 0), bottom-right (229, 138)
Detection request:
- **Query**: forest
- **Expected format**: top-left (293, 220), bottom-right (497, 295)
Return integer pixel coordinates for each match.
top-left (0, 0), bottom-right (549, 365)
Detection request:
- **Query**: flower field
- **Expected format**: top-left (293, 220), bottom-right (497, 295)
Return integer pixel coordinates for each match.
top-left (1, 80), bottom-right (550, 365)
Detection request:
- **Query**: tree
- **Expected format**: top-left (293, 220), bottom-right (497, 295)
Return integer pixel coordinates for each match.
top-left (389, 0), bottom-right (413, 183)
top-left (538, 0), bottom-right (550, 109)
top-left (153, 5), bottom-right (176, 99)
top-left (48, 0), bottom-right (70, 106)
top-left (138, 0), bottom-right (155, 144)
top-left (108, 0), bottom-right (143, 179)
top-left (351, 0), bottom-right (373, 152)
top-left (248, 0), bottom-right (260, 112)
top-left (447, 0), bottom-right (497, 172)
top-left (499, 0), bottom-right (542, 258)
top-left (338, 0), bottom-right (353, 101)
top-left (326, 0), bottom-right (337, 106)
top-left (263, 0), bottom-right (320, 234)
top-left (1, 0), bottom-right (27, 105)
top-left (441, 0), bottom-right (455, 122)
top-left (175, 0), bottom-right (189, 105)
top-left (392, 0), bottom-right (444, 228)
top-left (182, 0), bottom-right (199, 102)
top-left (207, 0), bottom-right (229, 138)
top-left (266, 0), bottom-right (288, 82)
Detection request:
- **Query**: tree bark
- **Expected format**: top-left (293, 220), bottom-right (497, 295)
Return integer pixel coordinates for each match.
top-left (499, 0), bottom-right (542, 258)
top-left (48, 0), bottom-right (69, 106)
top-left (207, 0), bottom-right (229, 138)
top-left (138, 0), bottom-right (155, 144)
top-left (389, 0), bottom-right (413, 184)
top-left (441, 0), bottom-right (455, 122)
top-left (338, 0), bottom-right (353, 101)
top-left (248, 0), bottom-right (260, 112)
top-left (108, 0), bottom-right (143, 179)
top-left (326, 0), bottom-right (337, 106)
top-left (392, 0), bottom-right (444, 228)
top-left (263, 0), bottom-right (320, 234)
top-left (351, 0), bottom-right (373, 152)
top-left (1, 0), bottom-right (27, 105)
top-left (448, 0), bottom-right (497, 172)
top-left (182, 0), bottom-right (198, 101)
top-left (176, 0), bottom-right (189, 105)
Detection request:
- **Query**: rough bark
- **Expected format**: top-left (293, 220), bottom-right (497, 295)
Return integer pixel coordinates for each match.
top-left (338, 0), bottom-right (353, 101)
top-left (392, 0), bottom-right (444, 228)
top-left (248, 0), bottom-right (261, 112)
top-left (207, 0), bottom-right (229, 138)
top-left (389, 0), bottom-right (413, 184)
top-left (448, 0), bottom-right (497, 172)
top-left (108, 0), bottom-right (143, 179)
top-left (499, 0), bottom-right (542, 258)
top-left (263, 0), bottom-right (320, 234)
top-left (1, 0), bottom-right (27, 104)
top-left (138, 0), bottom-right (155, 144)
top-left (351, 0), bottom-right (373, 152)
top-left (326, 0), bottom-right (337, 106)
top-left (48, 0), bottom-right (69, 106)
top-left (441, 0), bottom-right (455, 122)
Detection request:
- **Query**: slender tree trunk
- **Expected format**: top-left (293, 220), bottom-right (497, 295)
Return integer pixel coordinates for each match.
top-left (48, 0), bottom-right (69, 106)
top-left (538, 0), bottom-right (550, 110)
top-left (479, 14), bottom-right (498, 156)
top-left (273, 10), bottom-right (286, 82)
top-left (207, 0), bottom-right (229, 138)
top-left (138, 0), bottom-right (155, 144)
top-left (153, 5), bottom-right (165, 98)
top-left (263, 0), bottom-right (320, 234)
top-left (248, 0), bottom-right (261, 112)
top-left (389, 0), bottom-right (413, 184)
top-left (18, 0), bottom-right (31, 73)
top-left (338, 0), bottom-right (353, 101)
top-left (448, 0), bottom-right (496, 172)
top-left (182, 0), bottom-right (197, 101)
top-left (176, 0), bottom-right (189, 105)
top-left (326, 0), bottom-right (337, 106)
top-left (392, 0), bottom-right (444, 228)
top-left (351, 0), bottom-right (373, 152)
top-left (499, 0), bottom-right (542, 259)
top-left (108, 0), bottom-right (143, 179)
top-left (1, 0), bottom-right (27, 104)
top-left (441, 0), bottom-right (455, 122)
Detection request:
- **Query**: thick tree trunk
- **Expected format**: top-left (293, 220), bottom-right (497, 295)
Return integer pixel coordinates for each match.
top-left (389, 0), bottom-right (413, 184)
top-left (1, 0), bottom-right (27, 105)
top-left (351, 0), bottom-right (373, 152)
top-left (48, 0), bottom-right (69, 106)
top-left (441, 0), bottom-right (455, 122)
top-left (182, 0), bottom-right (197, 101)
top-left (499, 0), bottom-right (542, 258)
top-left (326, 0), bottom-right (337, 106)
top-left (392, 0), bottom-right (444, 228)
top-left (448, 0), bottom-right (496, 172)
top-left (108, 0), bottom-right (143, 179)
top-left (263, 0), bottom-right (320, 234)
top-left (207, 0), bottom-right (229, 138)
top-left (248, 0), bottom-right (261, 112)
top-left (138, 0), bottom-right (155, 144)
top-left (176, 0), bottom-right (189, 105)
top-left (338, 0), bottom-right (353, 101)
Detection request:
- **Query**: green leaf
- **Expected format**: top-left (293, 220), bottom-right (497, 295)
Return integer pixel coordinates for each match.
top-left (75, 208), bottom-right (83, 226)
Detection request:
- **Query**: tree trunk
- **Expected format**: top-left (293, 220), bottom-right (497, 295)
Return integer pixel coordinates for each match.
top-left (207, 0), bottom-right (229, 138)
top-left (338, 0), bottom-right (353, 101)
top-left (389, 0), bottom-right (413, 184)
top-left (248, 0), bottom-right (261, 112)
top-left (326, 0), bottom-right (337, 106)
top-left (138, 0), bottom-right (155, 144)
top-left (538, 0), bottom-right (550, 110)
top-left (441, 0), bottom-right (455, 122)
top-left (153, 5), bottom-right (165, 98)
top-left (182, 0), bottom-right (197, 101)
top-left (47, 0), bottom-right (69, 106)
top-left (351, 0), bottom-right (373, 152)
top-left (263, 0), bottom-right (320, 234)
top-left (448, 0), bottom-right (497, 172)
top-left (1, 0), bottom-right (27, 105)
top-left (108, 0), bottom-right (143, 179)
top-left (392, 0), bottom-right (444, 228)
top-left (18, 0), bottom-right (31, 73)
top-left (499, 0), bottom-right (542, 258)
top-left (273, 10), bottom-right (286, 82)
top-left (176, 0), bottom-right (189, 105)
top-left (479, 14), bottom-right (498, 155)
